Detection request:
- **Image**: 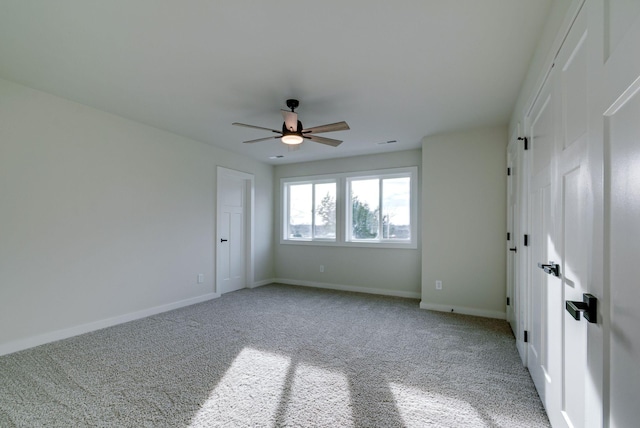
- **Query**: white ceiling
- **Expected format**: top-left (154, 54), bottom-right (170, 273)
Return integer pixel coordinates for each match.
top-left (0, 1), bottom-right (551, 165)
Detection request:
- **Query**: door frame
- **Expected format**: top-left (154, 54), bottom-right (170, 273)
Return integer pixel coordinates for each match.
top-left (216, 166), bottom-right (255, 295)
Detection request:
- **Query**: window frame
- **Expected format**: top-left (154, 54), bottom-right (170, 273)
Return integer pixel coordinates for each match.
top-left (280, 166), bottom-right (417, 249)
top-left (346, 171), bottom-right (414, 244)
top-left (282, 177), bottom-right (338, 242)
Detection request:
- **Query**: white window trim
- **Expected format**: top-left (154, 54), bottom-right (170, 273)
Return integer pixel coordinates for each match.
top-left (282, 176), bottom-right (338, 242)
top-left (280, 166), bottom-right (418, 249)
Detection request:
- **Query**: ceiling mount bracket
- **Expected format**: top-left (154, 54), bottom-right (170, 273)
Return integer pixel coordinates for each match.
top-left (286, 99), bottom-right (299, 112)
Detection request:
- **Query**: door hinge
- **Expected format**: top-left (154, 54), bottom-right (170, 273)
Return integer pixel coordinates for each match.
top-left (524, 330), bottom-right (529, 343)
top-left (518, 136), bottom-right (529, 150)
top-left (507, 297), bottom-right (510, 306)
top-left (524, 234), bottom-right (529, 246)
top-left (507, 232), bottom-right (511, 241)
top-left (507, 167), bottom-right (511, 176)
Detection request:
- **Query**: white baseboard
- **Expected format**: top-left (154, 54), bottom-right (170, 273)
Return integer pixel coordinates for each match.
top-left (250, 278), bottom-right (275, 289)
top-left (275, 278), bottom-right (421, 299)
top-left (516, 340), bottom-right (528, 367)
top-left (0, 293), bottom-right (219, 357)
top-left (419, 301), bottom-right (506, 320)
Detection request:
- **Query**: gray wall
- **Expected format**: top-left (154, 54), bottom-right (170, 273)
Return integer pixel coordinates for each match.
top-left (421, 126), bottom-right (507, 318)
top-left (273, 150), bottom-right (422, 298)
top-left (0, 78), bottom-right (274, 353)
top-left (0, 77), bottom-right (510, 354)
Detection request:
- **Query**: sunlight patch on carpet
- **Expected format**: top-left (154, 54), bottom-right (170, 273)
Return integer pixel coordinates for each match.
top-left (284, 363), bottom-right (354, 427)
top-left (390, 382), bottom-right (485, 427)
top-left (189, 347), bottom-right (290, 427)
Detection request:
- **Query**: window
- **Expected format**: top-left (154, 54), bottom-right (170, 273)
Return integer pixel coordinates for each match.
top-left (347, 174), bottom-right (411, 242)
top-left (284, 180), bottom-right (336, 241)
top-left (281, 167), bottom-right (417, 248)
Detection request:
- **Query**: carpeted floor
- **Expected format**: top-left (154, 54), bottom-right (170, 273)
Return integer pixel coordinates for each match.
top-left (0, 284), bottom-right (549, 427)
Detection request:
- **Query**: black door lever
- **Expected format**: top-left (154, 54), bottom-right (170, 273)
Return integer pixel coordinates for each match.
top-left (509, 247), bottom-right (517, 253)
top-left (566, 294), bottom-right (597, 323)
top-left (220, 239), bottom-right (228, 243)
top-left (537, 261), bottom-right (560, 276)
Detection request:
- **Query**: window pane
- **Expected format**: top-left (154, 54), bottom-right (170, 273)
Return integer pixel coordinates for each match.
top-left (288, 183), bottom-right (312, 239)
top-left (382, 177), bottom-right (411, 240)
top-left (314, 183), bottom-right (336, 239)
top-left (351, 179), bottom-right (379, 239)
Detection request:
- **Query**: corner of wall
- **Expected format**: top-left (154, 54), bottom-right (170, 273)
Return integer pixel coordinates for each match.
top-left (421, 126), bottom-right (508, 317)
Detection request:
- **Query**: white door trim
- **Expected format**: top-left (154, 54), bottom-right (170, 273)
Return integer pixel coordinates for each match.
top-left (216, 166), bottom-right (255, 294)
top-left (507, 126), bottom-right (529, 366)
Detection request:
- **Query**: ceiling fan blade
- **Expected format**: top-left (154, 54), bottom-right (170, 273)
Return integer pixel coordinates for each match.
top-left (281, 110), bottom-right (298, 132)
top-left (307, 134), bottom-right (343, 147)
top-left (302, 121), bottom-right (350, 134)
top-left (243, 136), bottom-right (280, 144)
top-left (233, 122), bottom-right (280, 133)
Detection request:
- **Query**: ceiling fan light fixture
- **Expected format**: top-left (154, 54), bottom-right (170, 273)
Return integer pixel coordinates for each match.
top-left (281, 134), bottom-right (304, 145)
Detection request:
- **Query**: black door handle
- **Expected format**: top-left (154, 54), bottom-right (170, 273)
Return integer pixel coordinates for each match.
top-left (509, 247), bottom-right (517, 253)
top-left (220, 239), bottom-right (228, 243)
top-left (566, 294), bottom-right (597, 323)
top-left (537, 261), bottom-right (560, 276)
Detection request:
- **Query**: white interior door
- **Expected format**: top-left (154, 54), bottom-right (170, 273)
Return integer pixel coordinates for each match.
top-left (217, 169), bottom-right (248, 294)
top-left (507, 137), bottom-right (519, 335)
top-left (514, 2), bottom-right (640, 426)
top-left (603, 2), bottom-right (640, 427)
top-left (527, 68), bottom-right (561, 420)
top-left (526, 6), bottom-right (603, 426)
top-left (554, 9), bottom-right (592, 427)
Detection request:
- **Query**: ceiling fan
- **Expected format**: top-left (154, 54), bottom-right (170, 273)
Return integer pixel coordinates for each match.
top-left (232, 99), bottom-right (349, 148)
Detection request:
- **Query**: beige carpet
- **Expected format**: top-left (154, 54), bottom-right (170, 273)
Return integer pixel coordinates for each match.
top-left (0, 284), bottom-right (549, 427)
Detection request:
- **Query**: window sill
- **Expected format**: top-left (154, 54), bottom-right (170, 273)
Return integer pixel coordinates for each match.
top-left (280, 239), bottom-right (417, 250)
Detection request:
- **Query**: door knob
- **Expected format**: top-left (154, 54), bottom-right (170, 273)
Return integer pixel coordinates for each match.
top-left (509, 247), bottom-right (517, 253)
top-left (537, 261), bottom-right (560, 276)
top-left (220, 238), bottom-right (228, 243)
top-left (566, 293), bottom-right (597, 323)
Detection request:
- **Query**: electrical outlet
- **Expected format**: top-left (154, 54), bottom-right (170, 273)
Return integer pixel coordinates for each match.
top-left (197, 274), bottom-right (204, 284)
top-left (435, 280), bottom-right (442, 290)
top-left (320, 265), bottom-right (325, 273)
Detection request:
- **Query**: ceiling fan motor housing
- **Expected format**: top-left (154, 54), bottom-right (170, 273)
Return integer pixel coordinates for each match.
top-left (282, 120), bottom-right (303, 134)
